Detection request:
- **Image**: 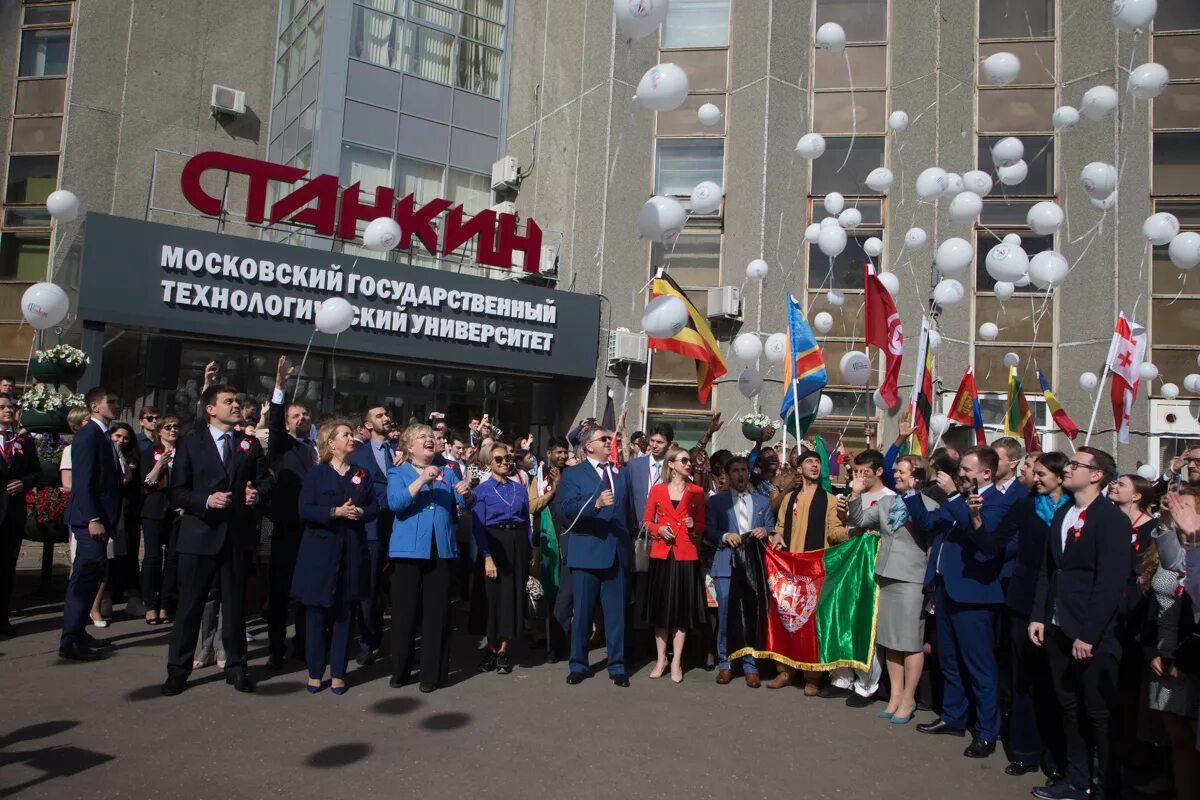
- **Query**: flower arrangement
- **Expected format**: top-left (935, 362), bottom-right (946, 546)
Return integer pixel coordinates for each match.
top-left (737, 411), bottom-right (778, 442)
top-left (31, 432), bottom-right (67, 465)
top-left (26, 486), bottom-right (69, 525)
top-left (32, 344), bottom-right (89, 367)
top-left (19, 384), bottom-right (85, 412)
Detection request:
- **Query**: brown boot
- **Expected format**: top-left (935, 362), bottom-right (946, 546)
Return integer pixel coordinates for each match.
top-left (766, 671), bottom-right (793, 689)
top-left (715, 669), bottom-right (733, 685)
top-left (744, 673), bottom-right (762, 688)
top-left (803, 670), bottom-right (823, 696)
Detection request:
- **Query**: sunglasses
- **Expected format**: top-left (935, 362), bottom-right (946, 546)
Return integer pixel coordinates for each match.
top-left (675, 457), bottom-right (691, 465)
top-left (142, 415), bottom-right (159, 422)
top-left (589, 439), bottom-right (612, 447)
top-left (492, 454), bottom-right (514, 463)
top-left (161, 424), bottom-right (180, 431)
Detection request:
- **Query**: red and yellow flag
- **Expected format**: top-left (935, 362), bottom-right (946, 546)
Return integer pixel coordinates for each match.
top-left (648, 271), bottom-right (727, 403)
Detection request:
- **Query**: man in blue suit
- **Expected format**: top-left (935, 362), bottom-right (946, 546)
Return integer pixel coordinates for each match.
top-left (59, 387), bottom-right (123, 661)
top-left (349, 403), bottom-right (394, 665)
top-left (907, 445), bottom-right (1026, 759)
top-left (558, 426), bottom-right (631, 686)
top-left (705, 455), bottom-right (773, 687)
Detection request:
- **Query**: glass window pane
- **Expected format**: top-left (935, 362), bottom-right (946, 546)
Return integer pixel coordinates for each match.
top-left (668, 50), bottom-right (727, 92)
top-left (1154, 133), bottom-right (1200, 196)
top-left (657, 94), bottom-right (726, 136)
top-left (974, 346), bottom-right (1052, 393)
top-left (814, 45), bottom-right (887, 89)
top-left (274, 48), bottom-right (290, 103)
top-left (1156, 0), bottom-right (1200, 32)
top-left (405, 24), bottom-right (455, 84)
top-left (979, 41), bottom-right (1055, 83)
top-left (358, 0), bottom-right (401, 14)
top-left (287, 30), bottom-right (307, 89)
top-left (809, 235), bottom-right (881, 289)
top-left (651, 350), bottom-right (708, 382)
top-left (1152, 298), bottom-right (1200, 346)
top-left (4, 155), bottom-right (58, 204)
top-left (14, 78), bottom-right (66, 115)
top-left (810, 199), bottom-right (883, 224)
top-left (2, 208), bottom-right (52, 228)
top-left (0, 324), bottom-right (36, 360)
top-left (661, 0), bottom-right (730, 48)
top-left (340, 143), bottom-right (392, 195)
top-left (1154, 83), bottom-right (1200, 129)
top-left (1151, 350), bottom-right (1200, 392)
top-left (981, 200), bottom-right (1036, 225)
top-left (455, 39), bottom-right (502, 96)
top-left (647, 384), bottom-right (711, 412)
top-left (19, 29), bottom-right (70, 77)
top-left (978, 134), bottom-right (1054, 194)
top-left (975, 295), bottom-right (1055, 343)
top-left (0, 234), bottom-right (50, 282)
top-left (815, 0), bottom-right (887, 42)
top-left (643, 413), bottom-right (713, 445)
top-left (305, 10), bottom-right (323, 72)
top-left (807, 291), bottom-right (866, 339)
top-left (651, 234), bottom-right (721, 285)
top-left (820, 340), bottom-right (874, 388)
top-left (462, 0), bottom-right (505, 24)
top-left (395, 157), bottom-right (444, 205)
top-left (811, 136), bottom-right (885, 195)
top-left (978, 0), bottom-right (1054, 39)
top-left (351, 6), bottom-right (404, 70)
top-left (459, 13), bottom-right (503, 47)
top-left (813, 391), bottom-right (872, 419)
top-left (976, 231), bottom-right (1051, 291)
top-left (813, 90), bottom-right (887, 134)
top-left (1153, 244), bottom-right (1200, 294)
top-left (1154, 33), bottom-right (1200, 80)
top-left (655, 139), bottom-right (724, 196)
top-left (24, 4), bottom-right (72, 25)
top-left (411, 0), bottom-right (454, 29)
top-left (978, 87), bottom-right (1055, 132)
top-left (447, 168), bottom-right (491, 212)
top-left (1155, 199), bottom-right (1200, 225)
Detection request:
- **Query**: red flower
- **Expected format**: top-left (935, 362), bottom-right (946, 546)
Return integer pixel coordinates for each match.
top-left (25, 487), bottom-right (69, 525)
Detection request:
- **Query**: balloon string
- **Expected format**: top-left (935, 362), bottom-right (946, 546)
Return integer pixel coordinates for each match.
top-left (836, 49), bottom-right (858, 173)
top-left (291, 329), bottom-right (318, 407)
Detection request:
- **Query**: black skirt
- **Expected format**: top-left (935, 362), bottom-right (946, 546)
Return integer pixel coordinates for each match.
top-left (480, 525), bottom-right (530, 641)
top-left (642, 552), bottom-right (707, 630)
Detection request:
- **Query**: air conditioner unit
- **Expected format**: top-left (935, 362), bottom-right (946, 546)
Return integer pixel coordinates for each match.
top-left (491, 156), bottom-right (520, 190)
top-left (210, 84), bottom-right (247, 116)
top-left (1152, 399), bottom-right (1200, 433)
top-left (609, 330), bottom-right (648, 365)
top-left (490, 201), bottom-right (518, 217)
top-left (510, 244), bottom-right (559, 275)
top-left (706, 286), bottom-right (741, 319)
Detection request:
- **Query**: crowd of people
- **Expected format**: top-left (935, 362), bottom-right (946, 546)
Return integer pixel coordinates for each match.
top-left (1, 357), bottom-right (1199, 799)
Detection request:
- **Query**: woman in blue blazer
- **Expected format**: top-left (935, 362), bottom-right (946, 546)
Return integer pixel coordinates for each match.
top-left (387, 424), bottom-right (473, 693)
top-left (292, 421), bottom-right (378, 695)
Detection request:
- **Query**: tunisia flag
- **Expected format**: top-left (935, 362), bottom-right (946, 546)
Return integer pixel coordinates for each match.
top-left (864, 264), bottom-right (903, 407)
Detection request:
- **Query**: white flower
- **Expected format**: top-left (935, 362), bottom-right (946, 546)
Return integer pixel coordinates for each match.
top-left (737, 412), bottom-right (776, 428)
top-left (33, 344), bottom-right (89, 367)
top-left (19, 384), bottom-right (85, 412)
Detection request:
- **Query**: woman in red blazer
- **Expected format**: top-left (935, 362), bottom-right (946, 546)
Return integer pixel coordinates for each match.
top-left (641, 444), bottom-right (707, 683)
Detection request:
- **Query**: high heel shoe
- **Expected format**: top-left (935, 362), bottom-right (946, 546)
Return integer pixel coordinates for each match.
top-left (331, 683), bottom-right (347, 695)
top-left (670, 670), bottom-right (684, 684)
top-left (890, 706), bottom-right (916, 724)
top-left (306, 680), bottom-right (324, 694)
top-left (877, 710), bottom-right (896, 719)
top-left (648, 661), bottom-right (668, 679)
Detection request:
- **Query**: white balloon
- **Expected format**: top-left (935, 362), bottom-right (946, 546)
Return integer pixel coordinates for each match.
top-left (731, 332), bottom-right (763, 363)
top-left (820, 215), bottom-right (841, 228)
top-left (1185, 374), bottom-right (1200, 394)
top-left (962, 170), bottom-right (993, 196)
top-left (839, 351), bottom-right (872, 386)
top-left (804, 223), bottom-right (822, 242)
top-left (45, 189), bottom-right (80, 223)
top-left (1162, 382), bottom-right (1180, 400)
top-left (998, 160), bottom-right (1028, 186)
top-left (20, 282), bottom-right (69, 330)
top-left (1081, 85), bottom-right (1119, 120)
top-left (824, 192), bottom-right (845, 215)
top-left (315, 297), bottom-right (354, 334)
top-left (1079, 371), bottom-right (1100, 391)
top-left (633, 63), bottom-right (689, 111)
top-left (813, 311), bottom-right (834, 334)
top-left (948, 192), bottom-right (983, 222)
top-left (795, 132), bottom-right (827, 159)
top-left (930, 414), bottom-right (950, 436)
top-left (888, 110), bottom-right (910, 131)
top-left (879, 272), bottom-right (900, 296)
top-left (916, 167), bottom-right (949, 200)
top-left (638, 195), bottom-right (687, 242)
top-left (1143, 212), bottom-right (1180, 246)
top-left (817, 224), bottom-right (848, 257)
top-left (817, 394), bottom-right (834, 417)
top-left (746, 258), bottom-right (770, 280)
top-left (991, 136), bottom-right (1024, 169)
top-left (1003, 352), bottom-right (1020, 368)
top-left (826, 290), bottom-right (846, 308)
top-left (737, 367), bottom-right (764, 398)
top-left (764, 333), bottom-right (789, 364)
top-left (1052, 105), bottom-right (1080, 131)
top-left (979, 322), bottom-right (999, 341)
top-left (994, 281), bottom-right (1016, 301)
top-left (1168, 231), bottom-right (1200, 269)
top-left (934, 237), bottom-right (974, 275)
top-left (1027, 201), bottom-right (1065, 235)
top-left (816, 21), bottom-right (846, 53)
top-left (933, 278), bottom-right (966, 307)
top-left (948, 173), bottom-right (966, 194)
top-left (865, 167), bottom-right (894, 193)
top-left (905, 227), bottom-right (928, 248)
top-left (1014, 272), bottom-right (1033, 288)
top-left (1080, 162), bottom-right (1118, 200)
top-left (838, 208), bottom-right (862, 229)
top-left (1090, 192), bottom-right (1118, 212)
top-left (983, 52), bottom-right (1021, 85)
top-left (928, 330), bottom-right (943, 352)
top-left (697, 102), bottom-right (722, 127)
top-left (363, 216), bottom-right (402, 251)
top-left (642, 295), bottom-right (689, 338)
top-left (421, 374), bottom-right (435, 389)
top-left (690, 181), bottom-right (722, 215)
top-left (613, 0), bottom-right (669, 38)
top-left (1137, 464), bottom-right (1159, 480)
top-left (873, 390), bottom-right (891, 411)
top-left (1003, 233), bottom-right (1023, 246)
top-left (987, 243), bottom-right (1029, 282)
top-left (1112, 0), bottom-right (1158, 33)
top-left (864, 237), bottom-right (884, 257)
top-left (1139, 362), bottom-right (1160, 381)
top-left (1028, 250), bottom-right (1070, 289)
top-left (1128, 62), bottom-right (1170, 99)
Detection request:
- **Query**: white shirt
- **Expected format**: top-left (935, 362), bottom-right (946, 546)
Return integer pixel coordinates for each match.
top-left (649, 458), bottom-right (664, 486)
top-left (997, 476), bottom-right (1017, 494)
top-left (1053, 503), bottom-right (1087, 627)
top-left (733, 490), bottom-right (754, 534)
top-left (209, 424), bottom-right (234, 464)
top-left (586, 457), bottom-right (610, 481)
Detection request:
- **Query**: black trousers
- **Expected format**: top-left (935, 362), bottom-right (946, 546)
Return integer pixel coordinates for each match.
top-left (140, 516), bottom-right (179, 613)
top-left (268, 525), bottom-right (305, 659)
top-left (1007, 611), bottom-right (1066, 775)
top-left (356, 537), bottom-right (388, 652)
top-left (167, 538), bottom-right (248, 675)
top-left (390, 555), bottom-right (452, 687)
top-left (0, 515), bottom-right (23, 624)
top-left (1044, 625), bottom-right (1121, 793)
top-left (547, 562), bottom-right (574, 660)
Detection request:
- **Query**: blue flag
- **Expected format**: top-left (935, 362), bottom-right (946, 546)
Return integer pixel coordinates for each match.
top-left (779, 293), bottom-right (827, 437)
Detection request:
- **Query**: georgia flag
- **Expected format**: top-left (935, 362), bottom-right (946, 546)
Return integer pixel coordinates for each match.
top-left (1107, 312), bottom-right (1147, 444)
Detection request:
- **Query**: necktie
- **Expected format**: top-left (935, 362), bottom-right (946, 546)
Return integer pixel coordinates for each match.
top-left (599, 463), bottom-right (613, 493)
top-left (650, 461), bottom-right (661, 486)
top-left (301, 438), bottom-right (317, 464)
top-left (220, 432), bottom-right (233, 475)
top-left (0, 431), bottom-right (12, 464)
top-left (736, 492), bottom-right (752, 533)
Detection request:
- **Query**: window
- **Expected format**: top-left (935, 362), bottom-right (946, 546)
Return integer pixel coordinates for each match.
top-left (455, 38), bottom-right (502, 96)
top-left (1153, 134), bottom-right (1200, 196)
top-left (815, 0), bottom-right (887, 42)
top-left (462, 0), bottom-right (505, 24)
top-left (978, 88), bottom-right (1055, 132)
top-left (813, 91), bottom-right (888, 133)
top-left (0, 233), bottom-right (50, 282)
top-left (815, 45), bottom-right (887, 89)
top-left (24, 4), bottom-right (73, 26)
top-left (351, 5), bottom-right (404, 70)
top-left (340, 144), bottom-right (393, 196)
top-left (395, 157), bottom-right (444, 205)
top-left (651, 234), bottom-right (721, 286)
top-left (18, 29), bottom-right (70, 77)
top-left (4, 155), bottom-right (59, 204)
top-left (977, 135), bottom-right (1054, 194)
top-left (1156, 0), bottom-right (1200, 32)
top-left (655, 139), bottom-right (724, 197)
top-left (660, 0), bottom-right (730, 49)
top-left (447, 168), bottom-right (491, 212)
top-left (975, 231), bottom-right (1051, 292)
top-left (1156, 34), bottom-right (1200, 80)
top-left (14, 78), bottom-right (66, 115)
top-left (9, 117), bottom-right (62, 154)
top-left (808, 236), bottom-right (883, 289)
top-left (810, 136), bottom-right (886, 195)
top-left (978, 0), bottom-right (1054, 39)
top-left (405, 24), bottom-right (454, 84)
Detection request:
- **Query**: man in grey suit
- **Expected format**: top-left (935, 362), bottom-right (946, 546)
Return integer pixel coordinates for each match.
top-left (623, 423), bottom-right (674, 528)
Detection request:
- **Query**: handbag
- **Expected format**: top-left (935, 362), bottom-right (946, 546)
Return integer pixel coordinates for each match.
top-left (525, 576), bottom-right (545, 620)
top-left (634, 527), bottom-right (651, 573)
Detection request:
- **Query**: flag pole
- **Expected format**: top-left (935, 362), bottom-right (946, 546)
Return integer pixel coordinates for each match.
top-left (792, 379), bottom-right (802, 455)
top-left (1083, 366), bottom-right (1110, 447)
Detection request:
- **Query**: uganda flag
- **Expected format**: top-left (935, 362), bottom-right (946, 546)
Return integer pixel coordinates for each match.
top-left (648, 270), bottom-right (727, 403)
top-left (1005, 366), bottom-right (1042, 453)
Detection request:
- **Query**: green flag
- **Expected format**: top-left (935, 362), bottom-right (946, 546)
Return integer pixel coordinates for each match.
top-left (814, 435), bottom-right (833, 494)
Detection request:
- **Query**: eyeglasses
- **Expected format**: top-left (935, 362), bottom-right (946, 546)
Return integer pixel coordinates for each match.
top-left (161, 424), bottom-right (179, 431)
top-left (675, 457), bottom-right (691, 465)
top-left (492, 454), bottom-right (514, 463)
top-left (142, 415), bottom-right (159, 422)
top-left (1067, 460), bottom-right (1101, 472)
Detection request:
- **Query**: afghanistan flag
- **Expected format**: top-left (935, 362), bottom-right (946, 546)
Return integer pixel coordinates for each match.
top-left (1005, 366), bottom-right (1042, 453)
top-left (727, 535), bottom-right (880, 671)
top-left (779, 293), bottom-right (827, 439)
top-left (947, 367), bottom-right (987, 446)
top-left (648, 270), bottom-right (727, 403)
top-left (907, 316), bottom-right (935, 455)
top-left (1037, 370), bottom-right (1079, 441)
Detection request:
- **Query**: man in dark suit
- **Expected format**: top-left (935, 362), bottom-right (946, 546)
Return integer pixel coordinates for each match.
top-left (0, 393), bottom-right (44, 637)
top-left (1028, 447), bottom-right (1130, 800)
top-left (908, 445), bottom-right (1025, 758)
top-left (558, 426), bottom-right (631, 686)
top-left (349, 402), bottom-right (394, 664)
top-left (162, 383), bottom-right (269, 695)
top-left (263, 355), bottom-right (314, 669)
top-left (58, 387), bottom-right (122, 660)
